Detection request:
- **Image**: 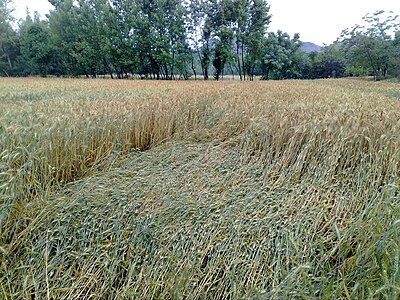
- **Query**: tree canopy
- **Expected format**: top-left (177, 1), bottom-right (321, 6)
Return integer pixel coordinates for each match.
top-left (1, 1), bottom-right (399, 80)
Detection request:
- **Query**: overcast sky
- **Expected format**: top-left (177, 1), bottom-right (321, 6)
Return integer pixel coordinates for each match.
top-left (12, 0), bottom-right (400, 45)
top-left (13, 0), bottom-right (54, 20)
top-left (268, 0), bottom-right (400, 44)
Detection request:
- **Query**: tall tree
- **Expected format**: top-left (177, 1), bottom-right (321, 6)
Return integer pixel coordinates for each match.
top-left (134, 0), bottom-right (188, 79)
top-left (48, 0), bottom-right (84, 76)
top-left (204, 0), bottom-right (271, 80)
top-left (340, 10), bottom-right (400, 80)
top-left (0, 0), bottom-right (18, 76)
top-left (389, 31), bottom-right (400, 78)
top-left (243, 0), bottom-right (270, 80)
top-left (185, 0), bottom-right (210, 79)
top-left (19, 14), bottom-right (61, 76)
top-left (261, 31), bottom-right (300, 80)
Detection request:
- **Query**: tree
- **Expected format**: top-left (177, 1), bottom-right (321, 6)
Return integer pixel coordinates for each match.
top-left (211, 1), bottom-right (234, 81)
top-left (0, 0), bottom-right (19, 76)
top-left (48, 0), bottom-right (85, 76)
top-left (19, 15), bottom-right (58, 76)
top-left (261, 31), bottom-right (300, 80)
top-left (202, 0), bottom-right (271, 80)
top-left (389, 31), bottom-right (400, 78)
top-left (243, 0), bottom-right (270, 80)
top-left (306, 44), bottom-right (345, 79)
top-left (340, 10), bottom-right (400, 80)
top-left (185, 0), bottom-right (213, 80)
top-left (133, 0), bottom-right (188, 79)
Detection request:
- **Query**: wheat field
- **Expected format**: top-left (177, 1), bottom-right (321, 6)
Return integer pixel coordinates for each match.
top-left (0, 78), bottom-right (399, 299)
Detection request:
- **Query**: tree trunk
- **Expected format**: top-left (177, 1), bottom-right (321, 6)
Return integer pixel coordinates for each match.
top-left (83, 68), bottom-right (89, 78)
top-left (2, 45), bottom-right (13, 70)
top-left (263, 62), bottom-right (272, 80)
top-left (191, 52), bottom-right (197, 80)
top-left (250, 64), bottom-right (256, 81)
top-left (204, 66), bottom-right (209, 80)
top-left (164, 64), bottom-right (169, 80)
top-left (365, 48), bottom-right (378, 81)
top-left (2, 69), bottom-right (9, 77)
top-left (171, 52), bottom-right (175, 80)
top-left (196, 47), bottom-right (205, 79)
top-left (6, 53), bottom-right (12, 70)
top-left (236, 38), bottom-right (242, 80)
top-left (191, 63), bottom-right (197, 80)
top-left (230, 64), bottom-right (235, 80)
top-left (241, 42), bottom-right (246, 80)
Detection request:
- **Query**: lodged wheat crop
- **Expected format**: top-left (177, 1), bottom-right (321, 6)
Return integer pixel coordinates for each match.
top-left (0, 78), bottom-right (399, 299)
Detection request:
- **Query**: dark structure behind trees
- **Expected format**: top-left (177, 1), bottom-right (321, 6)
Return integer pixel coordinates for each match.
top-left (1, 0), bottom-right (399, 80)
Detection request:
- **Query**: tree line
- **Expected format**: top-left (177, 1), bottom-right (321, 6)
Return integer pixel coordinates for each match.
top-left (1, 0), bottom-right (399, 80)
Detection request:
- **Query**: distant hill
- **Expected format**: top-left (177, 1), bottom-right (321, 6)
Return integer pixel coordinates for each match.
top-left (300, 42), bottom-right (323, 53)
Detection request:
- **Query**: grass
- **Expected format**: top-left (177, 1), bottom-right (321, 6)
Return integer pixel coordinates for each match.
top-left (0, 77), bottom-right (399, 299)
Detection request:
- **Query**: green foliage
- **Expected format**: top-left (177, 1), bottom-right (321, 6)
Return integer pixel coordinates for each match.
top-left (243, 0), bottom-right (270, 79)
top-left (307, 44), bottom-right (346, 79)
top-left (340, 10), bottom-right (400, 80)
top-left (0, 1), bottom-right (399, 80)
top-left (388, 31), bottom-right (400, 78)
top-left (261, 31), bottom-right (301, 80)
top-left (0, 0), bottom-right (19, 76)
top-left (19, 18), bottom-right (62, 76)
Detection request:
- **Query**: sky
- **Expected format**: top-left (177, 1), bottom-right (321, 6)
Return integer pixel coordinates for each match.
top-left (13, 0), bottom-right (54, 20)
top-left (12, 0), bottom-right (400, 45)
top-left (268, 0), bottom-right (400, 44)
